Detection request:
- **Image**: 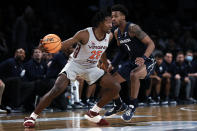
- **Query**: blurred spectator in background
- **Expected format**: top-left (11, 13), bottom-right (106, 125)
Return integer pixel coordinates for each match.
top-left (42, 52), bottom-right (54, 67)
top-left (185, 50), bottom-right (197, 103)
top-left (0, 33), bottom-right (8, 61)
top-left (179, 31), bottom-right (197, 52)
top-left (0, 48), bottom-right (26, 108)
top-left (148, 53), bottom-right (164, 105)
top-left (22, 48), bottom-right (48, 112)
top-left (172, 51), bottom-right (191, 103)
top-left (12, 6), bottom-right (39, 59)
top-left (162, 52), bottom-right (176, 104)
top-left (24, 48), bottom-right (47, 81)
top-left (165, 38), bottom-right (180, 58)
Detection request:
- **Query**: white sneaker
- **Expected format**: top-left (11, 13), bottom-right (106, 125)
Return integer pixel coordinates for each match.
top-left (0, 109), bottom-right (7, 113)
top-left (84, 110), bottom-right (109, 126)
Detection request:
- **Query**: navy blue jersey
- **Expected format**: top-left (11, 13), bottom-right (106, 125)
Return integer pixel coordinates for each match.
top-left (117, 22), bottom-right (147, 61)
top-left (24, 59), bottom-right (47, 81)
top-left (0, 58), bottom-right (25, 79)
top-left (155, 62), bottom-right (167, 78)
top-left (46, 51), bottom-right (69, 79)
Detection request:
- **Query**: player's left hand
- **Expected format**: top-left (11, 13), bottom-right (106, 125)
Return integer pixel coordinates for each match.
top-left (135, 57), bottom-right (145, 66)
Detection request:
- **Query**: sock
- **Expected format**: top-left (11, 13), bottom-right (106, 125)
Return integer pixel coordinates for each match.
top-left (129, 98), bottom-right (138, 108)
top-left (114, 97), bottom-right (122, 106)
top-left (30, 112), bottom-right (38, 120)
top-left (90, 104), bottom-right (102, 113)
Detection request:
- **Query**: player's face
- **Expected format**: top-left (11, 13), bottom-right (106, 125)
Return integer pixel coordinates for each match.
top-left (102, 16), bottom-right (112, 33)
top-left (112, 11), bottom-right (125, 27)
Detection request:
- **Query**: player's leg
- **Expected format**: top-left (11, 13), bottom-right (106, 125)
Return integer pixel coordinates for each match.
top-left (104, 62), bottom-right (133, 118)
top-left (104, 72), bottom-right (128, 118)
top-left (96, 73), bottom-right (121, 108)
top-left (84, 67), bottom-right (121, 125)
top-left (122, 57), bottom-right (156, 121)
top-left (121, 65), bottom-right (147, 122)
top-left (24, 74), bottom-right (69, 128)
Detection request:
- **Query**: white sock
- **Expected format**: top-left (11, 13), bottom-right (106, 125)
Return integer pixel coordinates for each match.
top-left (30, 112), bottom-right (38, 120)
top-left (90, 104), bottom-right (102, 113)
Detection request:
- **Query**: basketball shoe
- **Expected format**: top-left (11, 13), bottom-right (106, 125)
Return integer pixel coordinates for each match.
top-left (84, 110), bottom-right (109, 126)
top-left (121, 105), bottom-right (136, 122)
top-left (104, 102), bottom-right (127, 118)
top-left (23, 117), bottom-right (36, 128)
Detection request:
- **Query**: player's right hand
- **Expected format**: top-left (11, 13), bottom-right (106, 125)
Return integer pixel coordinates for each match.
top-left (38, 39), bottom-right (48, 52)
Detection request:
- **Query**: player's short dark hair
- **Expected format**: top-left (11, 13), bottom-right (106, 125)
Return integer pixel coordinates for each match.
top-left (91, 8), bottom-right (111, 27)
top-left (111, 4), bottom-right (128, 17)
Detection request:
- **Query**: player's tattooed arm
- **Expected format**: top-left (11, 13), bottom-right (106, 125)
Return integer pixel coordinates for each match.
top-left (128, 24), bottom-right (147, 40)
top-left (129, 24), bottom-right (155, 59)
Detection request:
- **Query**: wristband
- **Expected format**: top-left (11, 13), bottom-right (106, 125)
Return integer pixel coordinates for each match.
top-left (142, 55), bottom-right (148, 60)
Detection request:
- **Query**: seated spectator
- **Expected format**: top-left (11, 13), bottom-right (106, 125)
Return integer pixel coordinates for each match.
top-left (0, 48), bottom-right (26, 109)
top-left (146, 53), bottom-right (173, 105)
top-left (163, 52), bottom-right (176, 104)
top-left (148, 53), bottom-right (163, 105)
top-left (42, 52), bottom-right (54, 67)
top-left (172, 51), bottom-right (191, 103)
top-left (185, 50), bottom-right (197, 103)
top-left (22, 48), bottom-right (48, 112)
top-left (24, 48), bottom-right (47, 81)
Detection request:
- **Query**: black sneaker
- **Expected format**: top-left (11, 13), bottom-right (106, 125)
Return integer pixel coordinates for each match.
top-left (121, 105), bottom-right (136, 122)
top-left (104, 103), bottom-right (127, 118)
top-left (147, 97), bottom-right (157, 105)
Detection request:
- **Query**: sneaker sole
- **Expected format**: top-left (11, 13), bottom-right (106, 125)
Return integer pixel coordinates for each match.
top-left (104, 108), bottom-right (127, 119)
top-left (121, 115), bottom-right (132, 122)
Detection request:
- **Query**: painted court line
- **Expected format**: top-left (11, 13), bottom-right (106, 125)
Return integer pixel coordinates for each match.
top-left (0, 115), bottom-right (155, 123)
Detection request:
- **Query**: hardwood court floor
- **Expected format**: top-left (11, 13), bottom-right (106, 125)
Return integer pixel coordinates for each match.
top-left (1, 104), bottom-right (197, 131)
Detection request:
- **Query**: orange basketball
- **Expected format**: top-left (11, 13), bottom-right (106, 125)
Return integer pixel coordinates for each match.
top-left (41, 34), bottom-right (62, 53)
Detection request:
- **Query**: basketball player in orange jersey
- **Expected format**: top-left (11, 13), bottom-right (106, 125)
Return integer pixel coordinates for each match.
top-left (23, 9), bottom-right (121, 128)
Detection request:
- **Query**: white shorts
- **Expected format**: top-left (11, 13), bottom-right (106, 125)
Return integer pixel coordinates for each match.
top-left (60, 61), bottom-right (105, 85)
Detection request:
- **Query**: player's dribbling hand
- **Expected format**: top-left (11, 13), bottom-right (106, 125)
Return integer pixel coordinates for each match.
top-left (135, 57), bottom-right (145, 66)
top-left (38, 39), bottom-right (47, 52)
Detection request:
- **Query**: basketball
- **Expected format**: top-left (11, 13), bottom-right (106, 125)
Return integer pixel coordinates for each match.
top-left (41, 34), bottom-right (62, 53)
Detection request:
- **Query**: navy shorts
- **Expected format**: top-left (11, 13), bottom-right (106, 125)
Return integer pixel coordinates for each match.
top-left (117, 57), bottom-right (156, 81)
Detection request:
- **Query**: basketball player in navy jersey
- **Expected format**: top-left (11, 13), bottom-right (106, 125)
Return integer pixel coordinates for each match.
top-left (23, 9), bottom-right (121, 128)
top-left (104, 4), bottom-right (155, 121)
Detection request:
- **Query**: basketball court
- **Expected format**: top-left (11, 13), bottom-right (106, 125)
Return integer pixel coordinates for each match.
top-left (1, 104), bottom-right (197, 131)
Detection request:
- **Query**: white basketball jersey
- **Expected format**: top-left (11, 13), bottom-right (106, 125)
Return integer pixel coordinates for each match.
top-left (70, 27), bottom-right (110, 68)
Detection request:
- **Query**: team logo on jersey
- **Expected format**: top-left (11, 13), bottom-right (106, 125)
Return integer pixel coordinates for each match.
top-left (119, 38), bottom-right (131, 44)
top-left (88, 45), bottom-right (107, 49)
